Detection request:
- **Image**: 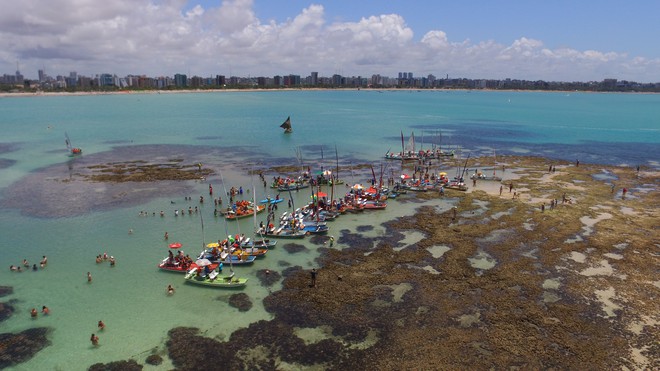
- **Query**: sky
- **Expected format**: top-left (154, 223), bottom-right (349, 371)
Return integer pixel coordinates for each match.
top-left (1, 0), bottom-right (659, 82)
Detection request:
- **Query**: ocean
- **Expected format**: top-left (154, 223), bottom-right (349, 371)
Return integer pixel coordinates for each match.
top-left (0, 90), bottom-right (658, 370)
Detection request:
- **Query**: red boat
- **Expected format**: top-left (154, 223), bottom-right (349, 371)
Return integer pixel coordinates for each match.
top-left (158, 258), bottom-right (220, 273)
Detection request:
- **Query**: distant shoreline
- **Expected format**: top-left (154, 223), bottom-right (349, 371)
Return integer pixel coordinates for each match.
top-left (1, 88), bottom-right (658, 98)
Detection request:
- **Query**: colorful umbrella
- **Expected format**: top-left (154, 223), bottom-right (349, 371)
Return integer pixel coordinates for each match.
top-left (317, 191), bottom-right (328, 198)
top-left (169, 242), bottom-right (182, 249)
top-left (400, 174), bottom-right (411, 180)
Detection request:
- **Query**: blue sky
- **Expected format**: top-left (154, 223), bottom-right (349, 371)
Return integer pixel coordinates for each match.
top-left (253, 0), bottom-right (660, 57)
top-left (2, 0), bottom-right (659, 81)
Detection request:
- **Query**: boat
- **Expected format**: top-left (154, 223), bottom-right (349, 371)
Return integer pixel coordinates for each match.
top-left (385, 131), bottom-right (418, 161)
top-left (223, 201), bottom-right (266, 220)
top-left (301, 224), bottom-right (329, 234)
top-left (184, 268), bottom-right (248, 288)
top-left (259, 197), bottom-right (284, 205)
top-left (277, 180), bottom-right (309, 192)
top-left (280, 116), bottom-right (292, 133)
top-left (361, 200), bottom-right (387, 210)
top-left (65, 132), bottom-right (82, 156)
top-left (158, 258), bottom-right (220, 273)
top-left (233, 246), bottom-right (268, 258)
top-left (263, 225), bottom-right (307, 238)
top-left (243, 238), bottom-right (277, 248)
top-left (218, 254), bottom-right (256, 265)
top-left (470, 170), bottom-right (502, 182)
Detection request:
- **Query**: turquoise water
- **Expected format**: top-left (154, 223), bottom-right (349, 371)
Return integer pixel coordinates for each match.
top-left (0, 90), bottom-right (658, 370)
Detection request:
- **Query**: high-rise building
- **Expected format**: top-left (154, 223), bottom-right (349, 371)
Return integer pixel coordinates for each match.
top-left (310, 72), bottom-right (318, 86)
top-left (174, 74), bottom-right (187, 87)
top-left (38, 69), bottom-right (45, 82)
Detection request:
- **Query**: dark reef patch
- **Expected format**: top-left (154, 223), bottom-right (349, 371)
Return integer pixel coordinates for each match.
top-left (0, 142), bottom-right (19, 154)
top-left (88, 360), bottom-right (143, 371)
top-left (0, 285), bottom-right (13, 297)
top-left (355, 224), bottom-right (374, 232)
top-left (282, 243), bottom-right (308, 254)
top-left (256, 268), bottom-right (281, 287)
top-left (0, 327), bottom-right (51, 369)
top-left (0, 144), bottom-right (266, 218)
top-left (144, 354), bottom-right (162, 365)
top-left (0, 299), bottom-right (16, 322)
top-left (0, 158), bottom-right (16, 169)
top-left (228, 293), bottom-right (252, 312)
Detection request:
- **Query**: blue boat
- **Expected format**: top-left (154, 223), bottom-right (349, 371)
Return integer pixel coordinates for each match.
top-left (259, 198), bottom-right (284, 205)
top-left (301, 223), bottom-right (329, 234)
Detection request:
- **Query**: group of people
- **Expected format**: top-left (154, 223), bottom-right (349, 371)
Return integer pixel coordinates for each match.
top-left (90, 320), bottom-right (105, 346)
top-left (165, 249), bottom-right (193, 269)
top-left (95, 252), bottom-right (116, 267)
top-left (30, 306), bottom-right (50, 318)
top-left (9, 256), bottom-right (47, 272)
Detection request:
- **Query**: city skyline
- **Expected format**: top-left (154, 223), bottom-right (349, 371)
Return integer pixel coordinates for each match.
top-left (1, 0), bottom-right (659, 82)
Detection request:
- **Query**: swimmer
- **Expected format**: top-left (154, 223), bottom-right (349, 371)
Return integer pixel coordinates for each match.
top-left (98, 320), bottom-right (105, 331)
top-left (31, 308), bottom-right (38, 318)
top-left (23, 259), bottom-right (29, 267)
top-left (87, 272), bottom-right (92, 283)
top-left (167, 284), bottom-right (175, 295)
top-left (41, 256), bottom-right (47, 265)
top-left (164, 231), bottom-right (169, 240)
top-left (90, 333), bottom-right (99, 346)
top-left (109, 256), bottom-right (116, 267)
top-left (10, 265), bottom-right (17, 271)
top-left (42, 306), bottom-right (50, 315)
top-left (128, 228), bottom-right (133, 235)
top-left (32, 264), bottom-right (38, 271)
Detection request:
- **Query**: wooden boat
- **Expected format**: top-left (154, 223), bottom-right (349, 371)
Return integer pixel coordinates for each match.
top-left (277, 181), bottom-right (309, 192)
top-left (65, 132), bottom-right (82, 156)
top-left (264, 226), bottom-right (307, 239)
top-left (301, 223), bottom-right (329, 234)
top-left (220, 254), bottom-right (256, 265)
top-left (361, 200), bottom-right (387, 210)
top-left (233, 246), bottom-right (268, 258)
top-left (259, 198), bottom-right (284, 204)
top-left (158, 259), bottom-right (220, 273)
top-left (470, 171), bottom-right (502, 182)
top-left (243, 238), bottom-right (277, 248)
top-left (445, 181), bottom-right (468, 191)
top-left (223, 201), bottom-right (265, 220)
top-left (280, 116), bottom-right (292, 133)
top-left (184, 268), bottom-right (247, 288)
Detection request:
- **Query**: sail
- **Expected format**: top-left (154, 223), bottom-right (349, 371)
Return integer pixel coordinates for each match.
top-left (280, 116), bottom-right (292, 132)
top-left (65, 132), bottom-right (72, 152)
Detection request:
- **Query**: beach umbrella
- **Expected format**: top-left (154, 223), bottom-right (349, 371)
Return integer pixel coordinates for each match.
top-left (400, 174), bottom-right (411, 180)
top-left (317, 191), bottom-right (328, 198)
top-left (195, 258), bottom-right (212, 267)
top-left (439, 172), bottom-right (447, 176)
top-left (352, 184), bottom-right (364, 190)
top-left (169, 242), bottom-right (182, 249)
top-left (323, 170), bottom-right (332, 176)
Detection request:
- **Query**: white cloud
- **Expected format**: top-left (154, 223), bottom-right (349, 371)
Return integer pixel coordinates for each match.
top-left (0, 0), bottom-right (657, 82)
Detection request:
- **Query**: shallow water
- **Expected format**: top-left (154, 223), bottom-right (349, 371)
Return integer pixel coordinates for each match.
top-left (1, 90), bottom-right (658, 369)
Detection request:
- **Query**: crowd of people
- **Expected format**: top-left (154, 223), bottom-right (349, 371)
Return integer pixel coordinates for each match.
top-left (9, 255), bottom-right (47, 272)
